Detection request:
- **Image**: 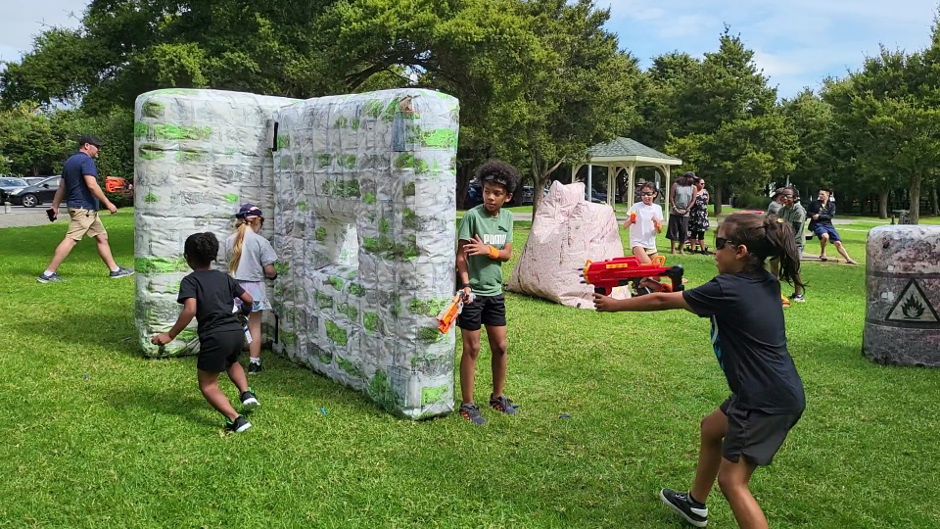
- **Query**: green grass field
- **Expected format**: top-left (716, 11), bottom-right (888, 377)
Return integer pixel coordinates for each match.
top-left (1, 210), bottom-right (938, 528)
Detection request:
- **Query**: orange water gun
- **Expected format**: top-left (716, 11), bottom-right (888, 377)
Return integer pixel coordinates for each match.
top-left (629, 210), bottom-right (637, 223)
top-left (437, 291), bottom-right (473, 333)
top-left (579, 255), bottom-right (684, 296)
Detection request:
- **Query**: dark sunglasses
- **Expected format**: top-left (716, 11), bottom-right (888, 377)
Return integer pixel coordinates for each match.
top-left (640, 192), bottom-right (656, 196)
top-left (715, 236), bottom-right (737, 249)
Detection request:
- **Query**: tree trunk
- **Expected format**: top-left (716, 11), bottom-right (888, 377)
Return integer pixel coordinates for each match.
top-left (455, 163), bottom-right (473, 210)
top-left (932, 185), bottom-right (939, 217)
top-left (909, 173), bottom-right (922, 224)
top-left (530, 158), bottom-right (565, 217)
top-left (713, 188), bottom-right (723, 217)
top-left (878, 191), bottom-right (889, 219)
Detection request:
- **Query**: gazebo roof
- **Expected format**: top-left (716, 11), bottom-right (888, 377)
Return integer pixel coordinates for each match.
top-left (587, 137), bottom-right (682, 165)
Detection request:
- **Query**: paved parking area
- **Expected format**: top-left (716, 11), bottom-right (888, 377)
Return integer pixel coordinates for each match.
top-left (0, 205), bottom-right (61, 229)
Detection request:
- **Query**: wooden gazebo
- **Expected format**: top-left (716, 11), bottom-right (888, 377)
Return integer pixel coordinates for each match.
top-left (572, 137), bottom-right (683, 219)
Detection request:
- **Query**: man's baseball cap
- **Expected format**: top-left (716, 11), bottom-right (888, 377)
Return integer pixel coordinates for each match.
top-left (78, 135), bottom-right (104, 148)
top-left (236, 204), bottom-right (263, 219)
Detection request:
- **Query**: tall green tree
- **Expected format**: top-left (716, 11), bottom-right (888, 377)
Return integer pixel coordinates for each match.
top-left (660, 28), bottom-right (794, 213)
top-left (781, 89), bottom-right (835, 195)
top-left (511, 0), bottom-right (643, 211)
top-left (825, 45), bottom-right (940, 223)
top-left (0, 104), bottom-right (65, 176)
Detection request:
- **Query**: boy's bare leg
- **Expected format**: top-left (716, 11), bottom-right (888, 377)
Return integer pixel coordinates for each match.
top-left (485, 325), bottom-right (509, 398)
top-left (227, 362), bottom-right (250, 394)
top-left (248, 311), bottom-right (263, 360)
top-left (197, 369), bottom-right (239, 421)
top-left (718, 457), bottom-right (768, 529)
top-left (770, 258), bottom-right (780, 277)
top-left (460, 328), bottom-right (482, 404)
top-left (690, 407), bottom-right (728, 504)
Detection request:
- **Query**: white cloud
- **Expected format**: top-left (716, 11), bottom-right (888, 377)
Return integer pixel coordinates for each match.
top-left (0, 0), bottom-right (83, 62)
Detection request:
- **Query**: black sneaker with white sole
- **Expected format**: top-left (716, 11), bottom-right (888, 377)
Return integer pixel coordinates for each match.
top-left (37, 272), bottom-right (65, 283)
top-left (659, 488), bottom-right (708, 527)
top-left (240, 388), bottom-right (260, 411)
top-left (248, 362), bottom-right (263, 375)
top-left (225, 415), bottom-right (252, 433)
top-left (791, 293), bottom-right (806, 303)
top-left (109, 267), bottom-right (135, 279)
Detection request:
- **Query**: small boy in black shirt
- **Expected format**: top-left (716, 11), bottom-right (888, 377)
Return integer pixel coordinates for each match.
top-left (152, 232), bottom-right (260, 433)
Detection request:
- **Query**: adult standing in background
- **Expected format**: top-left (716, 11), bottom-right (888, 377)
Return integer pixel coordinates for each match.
top-left (666, 171), bottom-right (695, 255)
top-left (688, 176), bottom-right (711, 254)
top-left (38, 135), bottom-right (135, 283)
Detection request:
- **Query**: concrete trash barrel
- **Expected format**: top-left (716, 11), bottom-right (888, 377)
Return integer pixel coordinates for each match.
top-left (863, 225), bottom-right (940, 367)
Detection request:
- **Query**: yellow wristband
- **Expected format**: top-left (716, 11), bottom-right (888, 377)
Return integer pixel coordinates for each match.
top-left (488, 245), bottom-right (499, 259)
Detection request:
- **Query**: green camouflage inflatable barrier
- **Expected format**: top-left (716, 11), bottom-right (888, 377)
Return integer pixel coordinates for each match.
top-left (133, 88), bottom-right (459, 419)
top-left (272, 90), bottom-right (459, 419)
top-left (133, 89), bottom-right (298, 357)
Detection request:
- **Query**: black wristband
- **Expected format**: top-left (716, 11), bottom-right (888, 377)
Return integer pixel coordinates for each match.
top-left (459, 283), bottom-right (470, 289)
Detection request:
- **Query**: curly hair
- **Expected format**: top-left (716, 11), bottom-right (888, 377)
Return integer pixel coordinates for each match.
top-left (184, 232), bottom-right (219, 267)
top-left (475, 159), bottom-right (520, 194)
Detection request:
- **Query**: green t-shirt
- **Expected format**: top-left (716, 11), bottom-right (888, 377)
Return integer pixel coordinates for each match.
top-left (458, 205), bottom-right (514, 296)
top-left (778, 203), bottom-right (807, 250)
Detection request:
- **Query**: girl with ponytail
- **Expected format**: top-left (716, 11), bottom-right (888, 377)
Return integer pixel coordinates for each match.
top-left (594, 212), bottom-right (805, 529)
top-left (224, 204), bottom-right (278, 374)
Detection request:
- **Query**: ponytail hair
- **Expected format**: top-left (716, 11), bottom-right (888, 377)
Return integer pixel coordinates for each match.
top-left (720, 212), bottom-right (804, 289)
top-left (228, 217), bottom-right (262, 275)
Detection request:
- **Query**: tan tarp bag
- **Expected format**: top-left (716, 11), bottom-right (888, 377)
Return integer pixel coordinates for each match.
top-left (506, 181), bottom-right (630, 309)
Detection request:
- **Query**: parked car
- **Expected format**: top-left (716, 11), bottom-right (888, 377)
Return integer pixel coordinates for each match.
top-left (465, 180), bottom-right (483, 208)
top-left (5, 175), bottom-right (60, 207)
top-left (23, 177), bottom-right (47, 186)
top-left (521, 186), bottom-right (534, 205)
top-left (0, 177), bottom-right (30, 204)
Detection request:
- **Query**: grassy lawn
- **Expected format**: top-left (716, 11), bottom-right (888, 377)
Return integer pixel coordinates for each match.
top-left (1, 210), bottom-right (939, 528)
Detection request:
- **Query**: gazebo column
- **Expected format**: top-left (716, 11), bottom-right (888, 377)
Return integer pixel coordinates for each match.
top-left (663, 164), bottom-right (672, 222)
top-left (626, 162), bottom-right (637, 208)
top-left (587, 164), bottom-right (593, 201)
top-left (607, 165), bottom-right (618, 207)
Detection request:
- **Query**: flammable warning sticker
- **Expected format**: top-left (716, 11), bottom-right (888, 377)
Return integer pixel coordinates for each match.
top-left (885, 279), bottom-right (940, 323)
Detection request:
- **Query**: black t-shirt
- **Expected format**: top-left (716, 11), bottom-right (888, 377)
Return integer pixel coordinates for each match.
top-left (682, 271), bottom-right (806, 414)
top-left (178, 270), bottom-right (245, 335)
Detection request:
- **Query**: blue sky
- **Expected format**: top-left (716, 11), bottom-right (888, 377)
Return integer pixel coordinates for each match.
top-left (2, 0), bottom-right (939, 99)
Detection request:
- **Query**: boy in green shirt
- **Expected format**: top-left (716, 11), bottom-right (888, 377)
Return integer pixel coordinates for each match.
top-left (455, 160), bottom-right (519, 425)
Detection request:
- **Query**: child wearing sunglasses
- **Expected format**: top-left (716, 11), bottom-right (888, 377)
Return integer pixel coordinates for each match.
top-left (595, 212), bottom-right (805, 529)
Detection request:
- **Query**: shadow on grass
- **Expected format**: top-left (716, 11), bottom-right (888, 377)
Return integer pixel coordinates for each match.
top-left (106, 386), bottom-right (220, 428)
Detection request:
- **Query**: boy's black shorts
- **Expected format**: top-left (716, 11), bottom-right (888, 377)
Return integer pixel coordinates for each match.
top-left (720, 395), bottom-right (803, 466)
top-left (457, 294), bottom-right (506, 331)
top-left (197, 329), bottom-right (245, 373)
